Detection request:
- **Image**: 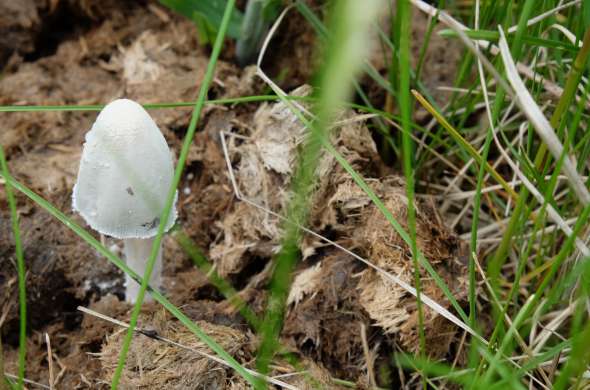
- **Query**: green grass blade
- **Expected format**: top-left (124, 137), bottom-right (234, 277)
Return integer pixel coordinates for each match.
top-left (394, 353), bottom-right (477, 386)
top-left (396, 0), bottom-right (425, 381)
top-left (295, 0), bottom-right (396, 96)
top-left (482, 294), bottom-right (536, 385)
top-left (0, 95), bottom-right (313, 113)
top-left (0, 147), bottom-right (26, 389)
top-left (255, 0), bottom-right (385, 375)
top-left (553, 302), bottom-right (590, 389)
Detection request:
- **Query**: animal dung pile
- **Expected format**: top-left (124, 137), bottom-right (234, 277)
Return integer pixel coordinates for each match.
top-left (209, 86), bottom-right (469, 377)
top-left (91, 85), bottom-right (468, 386)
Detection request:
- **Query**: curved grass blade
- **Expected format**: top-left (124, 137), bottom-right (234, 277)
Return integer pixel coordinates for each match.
top-left (0, 95), bottom-right (311, 113)
top-left (0, 147), bottom-right (26, 390)
top-left (439, 29), bottom-right (579, 53)
top-left (396, 0), bottom-right (426, 382)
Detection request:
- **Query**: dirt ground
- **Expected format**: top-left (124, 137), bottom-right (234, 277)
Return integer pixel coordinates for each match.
top-left (0, 1), bottom-right (468, 388)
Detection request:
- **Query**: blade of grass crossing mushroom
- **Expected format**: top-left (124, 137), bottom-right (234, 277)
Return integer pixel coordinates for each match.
top-left (497, 27), bottom-right (590, 205)
top-left (0, 146), bottom-right (26, 389)
top-left (0, 173), bottom-right (258, 387)
top-left (110, 1), bottom-right (261, 388)
top-left (0, 96), bottom-right (314, 113)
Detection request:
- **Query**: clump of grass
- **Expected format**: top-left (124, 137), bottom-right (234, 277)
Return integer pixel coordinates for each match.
top-left (397, 0), bottom-right (590, 387)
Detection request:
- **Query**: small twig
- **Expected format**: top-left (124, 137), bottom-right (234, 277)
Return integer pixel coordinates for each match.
top-left (360, 323), bottom-right (376, 388)
top-left (507, 0), bottom-right (581, 33)
top-left (45, 333), bottom-right (54, 390)
top-left (53, 354), bottom-right (66, 388)
top-left (547, 351), bottom-right (561, 383)
top-left (3, 373), bottom-right (50, 389)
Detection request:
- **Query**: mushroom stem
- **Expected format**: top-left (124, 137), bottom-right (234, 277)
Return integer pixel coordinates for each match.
top-left (122, 237), bottom-right (162, 303)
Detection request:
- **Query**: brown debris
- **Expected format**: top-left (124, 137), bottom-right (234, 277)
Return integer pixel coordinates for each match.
top-left (210, 85), bottom-right (314, 276)
top-left (351, 179), bottom-right (466, 356)
top-left (100, 309), bottom-right (252, 389)
top-left (309, 173), bottom-right (466, 358)
top-left (0, 0), bottom-right (40, 64)
top-left (275, 354), bottom-right (345, 390)
top-left (283, 253), bottom-right (369, 380)
top-left (213, 86), bottom-right (468, 380)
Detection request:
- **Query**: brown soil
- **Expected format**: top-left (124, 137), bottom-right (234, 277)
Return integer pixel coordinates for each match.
top-left (0, 1), bottom-right (466, 388)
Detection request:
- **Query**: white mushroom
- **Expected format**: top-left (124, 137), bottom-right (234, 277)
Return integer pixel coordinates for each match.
top-left (72, 98), bottom-right (177, 303)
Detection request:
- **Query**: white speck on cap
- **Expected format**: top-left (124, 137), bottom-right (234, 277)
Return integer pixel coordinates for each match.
top-left (72, 99), bottom-right (177, 239)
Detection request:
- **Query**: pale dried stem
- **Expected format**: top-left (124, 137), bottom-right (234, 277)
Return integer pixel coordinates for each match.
top-left (45, 333), bottom-right (54, 390)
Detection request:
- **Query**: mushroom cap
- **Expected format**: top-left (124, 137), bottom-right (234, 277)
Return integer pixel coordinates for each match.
top-left (72, 99), bottom-right (177, 239)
